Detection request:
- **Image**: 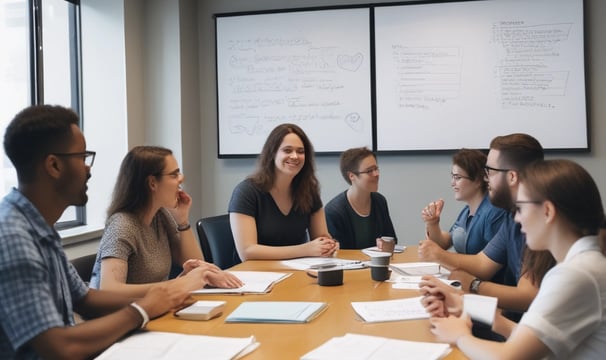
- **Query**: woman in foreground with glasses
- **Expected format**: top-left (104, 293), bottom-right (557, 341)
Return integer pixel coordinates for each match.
top-left (325, 147), bottom-right (396, 249)
top-left (229, 123), bottom-right (338, 260)
top-left (420, 149), bottom-right (507, 256)
top-left (90, 146), bottom-right (242, 296)
top-left (421, 159), bottom-right (606, 359)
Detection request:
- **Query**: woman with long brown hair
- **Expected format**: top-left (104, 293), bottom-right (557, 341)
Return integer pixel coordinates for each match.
top-left (229, 124), bottom-right (338, 260)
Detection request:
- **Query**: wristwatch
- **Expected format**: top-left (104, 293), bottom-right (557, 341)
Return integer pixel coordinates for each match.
top-left (470, 278), bottom-right (482, 294)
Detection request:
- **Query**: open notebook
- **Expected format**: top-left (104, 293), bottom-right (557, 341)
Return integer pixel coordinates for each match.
top-left (95, 331), bottom-right (258, 360)
top-left (191, 271), bottom-right (291, 294)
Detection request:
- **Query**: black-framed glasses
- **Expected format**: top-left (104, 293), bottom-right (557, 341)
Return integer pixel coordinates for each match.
top-left (450, 173), bottom-right (471, 182)
top-left (156, 169), bottom-right (183, 179)
top-left (483, 165), bottom-right (511, 176)
top-left (354, 166), bottom-right (379, 175)
top-left (52, 151), bottom-right (96, 167)
top-left (514, 200), bottom-right (543, 214)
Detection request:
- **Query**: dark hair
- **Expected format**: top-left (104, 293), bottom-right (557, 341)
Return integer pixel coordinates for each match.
top-left (106, 146), bottom-right (172, 219)
top-left (521, 159), bottom-right (605, 283)
top-left (452, 148), bottom-right (488, 192)
top-left (339, 147), bottom-right (376, 185)
top-left (489, 133), bottom-right (544, 171)
top-left (249, 123), bottom-right (320, 213)
top-left (4, 105), bottom-right (79, 183)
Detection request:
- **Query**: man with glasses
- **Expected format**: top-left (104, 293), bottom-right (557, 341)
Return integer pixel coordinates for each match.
top-left (0, 105), bottom-right (195, 359)
top-left (419, 133), bottom-right (554, 322)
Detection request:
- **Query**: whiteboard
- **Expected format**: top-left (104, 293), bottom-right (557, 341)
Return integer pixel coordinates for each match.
top-left (216, 8), bottom-right (372, 156)
top-left (375, 0), bottom-right (587, 151)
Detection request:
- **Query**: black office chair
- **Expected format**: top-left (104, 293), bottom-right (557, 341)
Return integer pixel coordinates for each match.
top-left (70, 253), bottom-right (97, 284)
top-left (196, 214), bottom-right (241, 269)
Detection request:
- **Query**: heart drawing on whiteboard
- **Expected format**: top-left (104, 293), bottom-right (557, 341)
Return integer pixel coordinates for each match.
top-left (344, 112), bottom-right (363, 132)
top-left (337, 53), bottom-right (363, 72)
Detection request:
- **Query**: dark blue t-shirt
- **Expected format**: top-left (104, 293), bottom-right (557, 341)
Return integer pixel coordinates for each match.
top-left (228, 179), bottom-right (322, 246)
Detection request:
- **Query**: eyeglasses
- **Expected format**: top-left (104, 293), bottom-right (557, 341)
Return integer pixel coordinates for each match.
top-left (450, 173), bottom-right (471, 182)
top-left (156, 169), bottom-right (182, 179)
top-left (354, 166), bottom-right (379, 175)
top-left (514, 200), bottom-right (543, 214)
top-left (483, 165), bottom-right (511, 176)
top-left (52, 151), bottom-right (96, 167)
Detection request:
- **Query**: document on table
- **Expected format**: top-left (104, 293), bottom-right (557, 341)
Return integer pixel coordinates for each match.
top-left (281, 257), bottom-right (367, 270)
top-left (351, 297), bottom-right (429, 323)
top-left (191, 271), bottom-right (291, 294)
top-left (95, 331), bottom-right (259, 360)
top-left (389, 275), bottom-right (460, 290)
top-left (389, 262), bottom-right (450, 277)
top-left (226, 301), bottom-right (327, 323)
top-left (301, 333), bottom-right (451, 360)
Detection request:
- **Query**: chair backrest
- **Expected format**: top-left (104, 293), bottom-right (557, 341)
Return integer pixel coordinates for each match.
top-left (70, 253), bottom-right (97, 284)
top-left (196, 214), bottom-right (241, 269)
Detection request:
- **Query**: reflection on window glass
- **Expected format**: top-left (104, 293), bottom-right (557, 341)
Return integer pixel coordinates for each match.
top-left (1, 0), bottom-right (81, 226)
top-left (0, 0), bottom-right (28, 196)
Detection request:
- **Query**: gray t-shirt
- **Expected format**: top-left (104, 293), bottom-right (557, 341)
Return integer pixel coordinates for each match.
top-left (89, 208), bottom-right (179, 288)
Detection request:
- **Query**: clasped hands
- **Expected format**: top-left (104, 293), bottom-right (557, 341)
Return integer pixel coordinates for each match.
top-left (309, 236), bottom-right (339, 257)
top-left (419, 275), bottom-right (473, 344)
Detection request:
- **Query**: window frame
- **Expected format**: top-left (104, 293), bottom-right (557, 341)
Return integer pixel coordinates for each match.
top-left (28, 0), bottom-right (85, 229)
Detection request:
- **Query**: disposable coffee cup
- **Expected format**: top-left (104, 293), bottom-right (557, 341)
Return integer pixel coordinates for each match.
top-left (370, 265), bottom-right (391, 281)
top-left (370, 254), bottom-right (391, 266)
top-left (317, 268), bottom-right (344, 286)
top-left (376, 236), bottom-right (395, 254)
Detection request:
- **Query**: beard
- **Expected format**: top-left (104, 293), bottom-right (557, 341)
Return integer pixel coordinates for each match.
top-left (489, 182), bottom-right (514, 211)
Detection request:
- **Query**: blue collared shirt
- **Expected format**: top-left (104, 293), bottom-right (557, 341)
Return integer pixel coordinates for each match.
top-left (0, 189), bottom-right (88, 359)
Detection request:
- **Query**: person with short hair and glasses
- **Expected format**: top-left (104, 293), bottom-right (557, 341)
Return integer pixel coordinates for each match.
top-left (422, 159), bottom-right (606, 359)
top-left (0, 105), bottom-right (195, 359)
top-left (418, 134), bottom-right (555, 320)
top-left (89, 146), bottom-right (242, 297)
top-left (228, 123), bottom-right (338, 260)
top-left (420, 149), bottom-right (507, 261)
top-left (325, 147), bottom-right (397, 249)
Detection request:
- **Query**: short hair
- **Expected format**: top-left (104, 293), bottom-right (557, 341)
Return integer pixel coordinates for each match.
top-left (249, 123), bottom-right (320, 213)
top-left (489, 133), bottom-right (544, 171)
top-left (106, 146), bottom-right (172, 219)
top-left (4, 105), bottom-right (79, 184)
top-left (339, 147), bottom-right (376, 185)
top-left (520, 159), bottom-right (604, 238)
top-left (452, 148), bottom-right (488, 192)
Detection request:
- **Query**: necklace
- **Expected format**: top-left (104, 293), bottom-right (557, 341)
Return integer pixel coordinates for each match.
top-left (347, 192), bottom-right (371, 217)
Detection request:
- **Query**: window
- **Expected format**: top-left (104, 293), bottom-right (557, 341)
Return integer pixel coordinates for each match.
top-left (0, 0), bottom-right (84, 228)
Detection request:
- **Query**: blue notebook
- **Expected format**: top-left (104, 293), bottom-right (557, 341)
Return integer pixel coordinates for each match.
top-left (225, 301), bottom-right (327, 323)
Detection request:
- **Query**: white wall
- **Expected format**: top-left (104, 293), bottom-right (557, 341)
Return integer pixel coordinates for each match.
top-left (195, 0), bottom-right (606, 245)
top-left (68, 0), bottom-right (606, 257)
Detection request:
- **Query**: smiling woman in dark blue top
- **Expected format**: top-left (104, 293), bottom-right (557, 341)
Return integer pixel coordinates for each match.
top-left (228, 123), bottom-right (338, 261)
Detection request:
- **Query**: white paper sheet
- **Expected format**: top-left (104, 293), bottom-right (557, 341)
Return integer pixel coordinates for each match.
top-left (351, 297), bottom-right (429, 323)
top-left (301, 333), bottom-right (451, 360)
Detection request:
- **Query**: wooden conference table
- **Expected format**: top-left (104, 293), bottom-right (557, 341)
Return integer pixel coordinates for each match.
top-left (148, 247), bottom-right (467, 359)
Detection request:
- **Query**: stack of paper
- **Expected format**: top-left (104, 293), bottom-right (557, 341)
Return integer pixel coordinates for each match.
top-left (226, 301), bottom-right (327, 323)
top-left (301, 333), bottom-right (451, 360)
top-left (281, 257), bottom-right (367, 270)
top-left (191, 271), bottom-right (290, 294)
top-left (95, 331), bottom-right (259, 360)
top-left (389, 262), bottom-right (450, 277)
top-left (351, 297), bottom-right (429, 323)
